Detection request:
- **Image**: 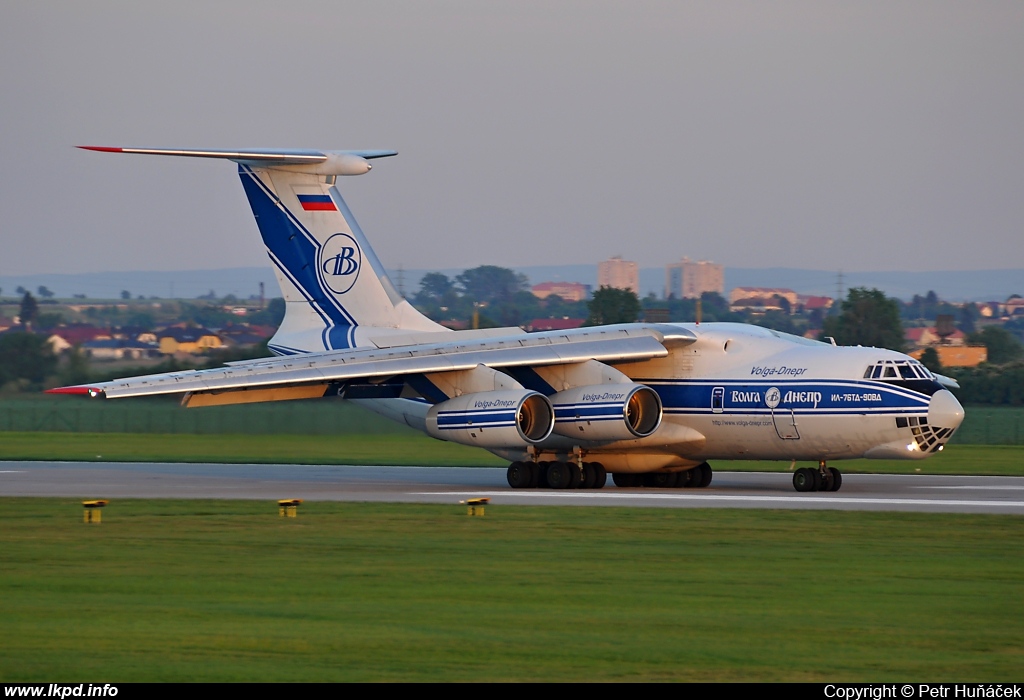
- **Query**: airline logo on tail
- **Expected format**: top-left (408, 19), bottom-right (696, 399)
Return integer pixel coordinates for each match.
top-left (319, 233), bottom-right (361, 294)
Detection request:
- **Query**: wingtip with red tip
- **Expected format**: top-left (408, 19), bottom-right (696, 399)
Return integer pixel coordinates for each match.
top-left (77, 146), bottom-right (124, 153)
top-left (45, 386), bottom-right (103, 397)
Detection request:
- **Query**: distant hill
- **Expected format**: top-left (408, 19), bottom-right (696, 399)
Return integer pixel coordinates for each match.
top-left (1, 265), bottom-right (1019, 303)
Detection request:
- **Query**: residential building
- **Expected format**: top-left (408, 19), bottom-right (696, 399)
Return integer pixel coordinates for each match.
top-left (597, 256), bottom-right (639, 295)
top-left (530, 281), bottom-right (589, 302)
top-left (909, 345), bottom-right (987, 368)
top-left (157, 326), bottom-right (223, 355)
top-left (729, 287), bottom-right (799, 308)
top-left (665, 258), bottom-right (724, 299)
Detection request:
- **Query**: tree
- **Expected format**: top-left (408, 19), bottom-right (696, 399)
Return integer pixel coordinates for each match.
top-left (417, 273), bottom-right (454, 301)
top-left (920, 347), bottom-right (942, 373)
top-left (585, 286), bottom-right (640, 326)
top-left (19, 292), bottom-right (39, 327)
top-left (822, 287), bottom-right (904, 351)
top-left (0, 332), bottom-right (57, 390)
top-left (455, 266), bottom-right (528, 305)
top-left (967, 326), bottom-right (1023, 365)
top-left (37, 286), bottom-right (54, 299)
top-left (121, 290), bottom-right (132, 300)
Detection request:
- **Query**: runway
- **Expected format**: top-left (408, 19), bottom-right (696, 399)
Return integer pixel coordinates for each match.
top-left (2, 460), bottom-right (1023, 514)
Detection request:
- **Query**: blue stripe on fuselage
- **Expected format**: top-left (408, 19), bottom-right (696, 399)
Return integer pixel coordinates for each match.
top-left (641, 379), bottom-right (931, 415)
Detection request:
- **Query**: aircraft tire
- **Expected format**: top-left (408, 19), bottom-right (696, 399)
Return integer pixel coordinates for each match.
top-left (829, 467), bottom-right (842, 492)
top-left (546, 461), bottom-right (572, 489)
top-left (644, 472), bottom-right (674, 488)
top-left (591, 463), bottom-right (607, 489)
top-left (699, 463), bottom-right (713, 488)
top-left (793, 468), bottom-right (815, 492)
top-left (683, 467), bottom-right (701, 488)
top-left (810, 468), bottom-right (822, 491)
top-left (507, 462), bottom-right (532, 489)
top-left (612, 472), bottom-right (638, 488)
top-left (566, 462), bottom-right (583, 489)
top-left (581, 462), bottom-right (597, 489)
top-left (819, 468), bottom-right (834, 492)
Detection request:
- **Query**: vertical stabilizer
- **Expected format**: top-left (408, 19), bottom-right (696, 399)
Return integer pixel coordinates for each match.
top-left (238, 164), bottom-right (444, 354)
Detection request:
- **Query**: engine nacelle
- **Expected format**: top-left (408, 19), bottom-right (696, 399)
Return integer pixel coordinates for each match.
top-left (550, 384), bottom-right (663, 441)
top-left (426, 390), bottom-right (554, 448)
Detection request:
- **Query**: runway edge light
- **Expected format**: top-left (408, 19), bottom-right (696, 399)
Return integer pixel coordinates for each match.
top-left (278, 499), bottom-right (303, 518)
top-left (460, 497), bottom-right (490, 517)
top-left (82, 500), bottom-right (109, 524)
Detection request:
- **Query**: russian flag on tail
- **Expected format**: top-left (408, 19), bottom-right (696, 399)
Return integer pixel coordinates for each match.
top-left (296, 193), bottom-right (337, 211)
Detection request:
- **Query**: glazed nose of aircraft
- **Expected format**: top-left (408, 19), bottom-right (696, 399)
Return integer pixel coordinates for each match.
top-left (928, 389), bottom-right (965, 431)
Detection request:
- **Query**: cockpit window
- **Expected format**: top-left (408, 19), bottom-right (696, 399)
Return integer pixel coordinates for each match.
top-left (865, 359), bottom-right (935, 382)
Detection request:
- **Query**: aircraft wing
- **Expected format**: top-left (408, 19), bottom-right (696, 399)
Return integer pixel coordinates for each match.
top-left (49, 324), bottom-right (694, 401)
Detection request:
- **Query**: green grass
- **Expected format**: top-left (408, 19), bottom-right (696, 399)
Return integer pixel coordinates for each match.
top-left (0, 499), bottom-right (1021, 681)
top-left (1, 432), bottom-right (1021, 475)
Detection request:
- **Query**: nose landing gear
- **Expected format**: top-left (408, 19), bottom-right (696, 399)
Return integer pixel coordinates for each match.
top-left (793, 461), bottom-right (842, 492)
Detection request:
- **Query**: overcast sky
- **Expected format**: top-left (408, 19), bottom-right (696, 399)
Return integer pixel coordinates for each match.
top-left (2, 1), bottom-right (1022, 277)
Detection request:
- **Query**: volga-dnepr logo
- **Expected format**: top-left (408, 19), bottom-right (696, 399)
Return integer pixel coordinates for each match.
top-left (319, 233), bottom-right (361, 294)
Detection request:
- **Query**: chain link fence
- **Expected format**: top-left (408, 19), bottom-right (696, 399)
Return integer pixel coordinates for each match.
top-left (0, 397), bottom-right (414, 436)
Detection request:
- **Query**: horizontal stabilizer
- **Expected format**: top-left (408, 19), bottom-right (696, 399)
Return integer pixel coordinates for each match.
top-left (77, 146), bottom-right (397, 175)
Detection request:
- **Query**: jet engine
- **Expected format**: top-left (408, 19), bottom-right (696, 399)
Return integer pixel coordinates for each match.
top-left (425, 390), bottom-right (554, 448)
top-left (550, 384), bottom-right (663, 441)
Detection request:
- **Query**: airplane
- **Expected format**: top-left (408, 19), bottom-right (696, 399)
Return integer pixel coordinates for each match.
top-left (49, 146), bottom-right (966, 492)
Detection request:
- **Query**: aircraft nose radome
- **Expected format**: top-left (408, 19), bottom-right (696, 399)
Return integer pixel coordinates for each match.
top-left (928, 389), bottom-right (965, 430)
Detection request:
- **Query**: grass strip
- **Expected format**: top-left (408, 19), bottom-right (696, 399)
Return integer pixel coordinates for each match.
top-left (0, 499), bottom-right (1021, 682)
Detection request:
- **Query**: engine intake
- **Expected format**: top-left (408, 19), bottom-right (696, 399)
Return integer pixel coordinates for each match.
top-left (426, 390), bottom-right (554, 448)
top-left (550, 384), bottom-right (663, 441)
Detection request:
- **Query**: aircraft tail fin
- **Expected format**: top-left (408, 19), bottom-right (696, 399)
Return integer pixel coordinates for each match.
top-left (79, 147), bottom-right (446, 354)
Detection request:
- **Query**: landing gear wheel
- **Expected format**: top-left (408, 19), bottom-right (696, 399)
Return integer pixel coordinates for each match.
top-left (524, 464), bottom-right (540, 487)
top-left (678, 469), bottom-right (694, 488)
top-left (683, 466), bottom-right (701, 488)
top-left (645, 472), bottom-right (677, 488)
top-left (581, 462), bottom-right (597, 489)
top-left (507, 461), bottom-right (533, 489)
top-left (828, 467), bottom-right (842, 492)
top-left (819, 468), bottom-right (834, 492)
top-left (565, 461), bottom-right (583, 489)
top-left (698, 462), bottom-right (713, 488)
top-left (591, 463), bottom-right (607, 489)
top-left (612, 473), bottom-right (639, 488)
top-left (545, 461), bottom-right (572, 489)
top-left (793, 467), bottom-right (815, 492)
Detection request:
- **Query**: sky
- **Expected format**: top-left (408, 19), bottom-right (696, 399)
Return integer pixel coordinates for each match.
top-left (1, 1), bottom-right (1022, 277)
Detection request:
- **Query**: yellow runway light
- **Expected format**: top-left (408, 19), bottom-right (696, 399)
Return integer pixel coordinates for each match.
top-left (278, 499), bottom-right (303, 518)
top-left (82, 500), bottom-right (109, 524)
top-left (460, 497), bottom-right (490, 517)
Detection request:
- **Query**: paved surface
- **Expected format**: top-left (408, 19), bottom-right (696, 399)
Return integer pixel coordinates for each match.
top-left (2, 461), bottom-right (1023, 514)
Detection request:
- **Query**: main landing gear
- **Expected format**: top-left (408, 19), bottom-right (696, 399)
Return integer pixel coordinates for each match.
top-left (793, 461), bottom-right (843, 492)
top-left (611, 462), bottom-right (713, 489)
top-left (507, 460), bottom-right (608, 489)
top-left (508, 461), bottom-right (715, 490)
